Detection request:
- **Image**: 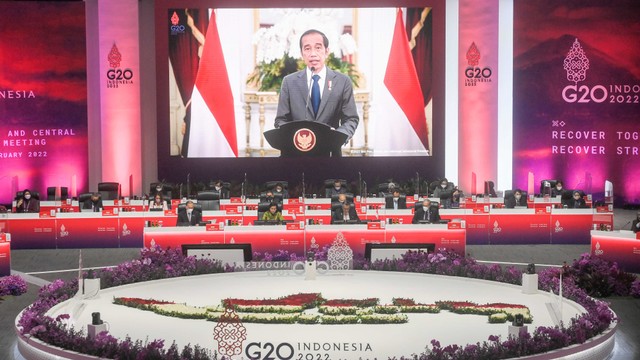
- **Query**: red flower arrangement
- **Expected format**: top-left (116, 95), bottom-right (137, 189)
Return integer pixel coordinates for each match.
top-left (223, 293), bottom-right (323, 309)
top-left (322, 298), bottom-right (379, 307)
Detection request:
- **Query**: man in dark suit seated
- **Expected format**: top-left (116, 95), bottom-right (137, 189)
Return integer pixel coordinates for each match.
top-left (176, 200), bottom-right (202, 226)
top-left (412, 199), bottom-right (441, 224)
top-left (332, 202), bottom-right (360, 224)
top-left (329, 179), bottom-right (347, 197)
top-left (385, 189), bottom-right (406, 210)
top-left (16, 189), bottom-right (40, 213)
top-left (565, 191), bottom-right (587, 209)
top-left (631, 211), bottom-right (640, 233)
top-left (82, 192), bottom-right (104, 212)
top-left (505, 189), bottom-right (527, 209)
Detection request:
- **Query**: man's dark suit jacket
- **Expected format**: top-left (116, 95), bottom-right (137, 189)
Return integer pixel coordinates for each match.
top-left (385, 196), bottom-right (407, 210)
top-left (412, 206), bottom-right (441, 224)
top-left (332, 207), bottom-right (360, 224)
top-left (176, 209), bottom-right (202, 227)
top-left (82, 199), bottom-right (104, 212)
top-left (505, 196), bottom-right (527, 209)
top-left (274, 68), bottom-right (359, 143)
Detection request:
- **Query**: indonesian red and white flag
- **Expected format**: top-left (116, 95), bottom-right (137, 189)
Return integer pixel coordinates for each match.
top-left (188, 10), bottom-right (237, 157)
top-left (383, 8), bottom-right (429, 154)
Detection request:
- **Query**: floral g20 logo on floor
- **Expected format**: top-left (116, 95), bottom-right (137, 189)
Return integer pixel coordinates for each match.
top-left (213, 307), bottom-right (247, 356)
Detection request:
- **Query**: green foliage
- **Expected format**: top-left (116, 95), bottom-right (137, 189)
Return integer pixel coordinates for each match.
top-left (247, 54), bottom-right (360, 92)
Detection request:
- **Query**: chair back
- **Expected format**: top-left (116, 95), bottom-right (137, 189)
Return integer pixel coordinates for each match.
top-left (196, 191), bottom-right (220, 211)
top-left (98, 182), bottom-right (120, 200)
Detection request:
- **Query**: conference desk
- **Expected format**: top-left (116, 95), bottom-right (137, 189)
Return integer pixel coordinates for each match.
top-left (591, 230), bottom-right (640, 273)
top-left (143, 224), bottom-right (466, 257)
top-left (1, 198), bottom-right (612, 249)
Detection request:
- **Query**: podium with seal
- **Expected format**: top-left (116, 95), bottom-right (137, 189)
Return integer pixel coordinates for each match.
top-left (264, 120), bottom-right (349, 157)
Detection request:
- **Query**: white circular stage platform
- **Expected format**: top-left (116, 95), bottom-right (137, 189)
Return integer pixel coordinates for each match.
top-left (18, 271), bottom-right (616, 359)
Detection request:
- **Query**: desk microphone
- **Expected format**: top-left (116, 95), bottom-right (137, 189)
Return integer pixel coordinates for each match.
top-left (304, 67), bottom-right (315, 121)
top-left (621, 219), bottom-right (632, 230)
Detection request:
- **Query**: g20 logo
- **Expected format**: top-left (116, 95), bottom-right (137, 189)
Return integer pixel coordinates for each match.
top-left (245, 342), bottom-right (294, 360)
top-left (464, 67), bottom-right (492, 79)
top-left (171, 25), bottom-right (185, 33)
top-left (107, 69), bottom-right (134, 81)
top-left (562, 85), bottom-right (607, 103)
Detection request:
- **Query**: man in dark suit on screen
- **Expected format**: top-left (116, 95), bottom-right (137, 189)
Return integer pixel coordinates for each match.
top-left (412, 199), bottom-right (441, 224)
top-left (274, 29), bottom-right (359, 157)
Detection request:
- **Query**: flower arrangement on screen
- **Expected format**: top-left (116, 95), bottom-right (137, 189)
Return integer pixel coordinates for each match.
top-left (14, 245), bottom-right (640, 360)
top-left (247, 9), bottom-right (359, 91)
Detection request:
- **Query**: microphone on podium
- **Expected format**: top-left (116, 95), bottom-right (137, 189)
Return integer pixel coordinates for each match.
top-left (304, 67), bottom-right (315, 122)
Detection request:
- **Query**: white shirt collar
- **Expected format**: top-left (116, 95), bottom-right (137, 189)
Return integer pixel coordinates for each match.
top-left (307, 66), bottom-right (327, 83)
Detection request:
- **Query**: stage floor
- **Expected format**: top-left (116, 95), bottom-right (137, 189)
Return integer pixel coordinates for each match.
top-left (47, 270), bottom-right (586, 359)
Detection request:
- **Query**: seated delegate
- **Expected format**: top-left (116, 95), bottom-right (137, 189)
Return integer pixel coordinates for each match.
top-left (433, 178), bottom-right (455, 209)
top-left (551, 181), bottom-right (565, 197)
top-left (565, 191), bottom-right (587, 209)
top-left (262, 202), bottom-right (284, 222)
top-left (332, 202), bottom-right (360, 224)
top-left (412, 199), bottom-right (441, 224)
top-left (329, 179), bottom-right (347, 197)
top-left (16, 189), bottom-right (40, 213)
top-left (82, 193), bottom-right (104, 212)
top-left (149, 193), bottom-right (168, 210)
top-left (385, 189), bottom-right (407, 210)
top-left (505, 189), bottom-right (527, 208)
top-left (631, 211), bottom-right (640, 233)
top-left (176, 200), bottom-right (202, 226)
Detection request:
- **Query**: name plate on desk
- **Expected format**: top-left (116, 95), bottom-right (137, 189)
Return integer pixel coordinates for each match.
top-left (596, 205), bottom-right (613, 213)
top-left (288, 198), bottom-right (303, 205)
top-left (287, 206), bottom-right (305, 215)
top-left (102, 209), bottom-right (118, 216)
top-left (448, 221), bottom-right (465, 229)
top-left (286, 222), bottom-right (303, 230)
top-left (367, 222), bottom-right (385, 230)
top-left (39, 210), bottom-right (56, 218)
top-left (230, 197), bottom-right (243, 203)
top-left (164, 209), bottom-right (176, 216)
top-left (226, 207), bottom-right (243, 215)
top-left (206, 223), bottom-right (224, 231)
top-left (535, 206), bottom-right (551, 214)
top-left (171, 200), bottom-right (182, 209)
top-left (473, 207), bottom-right (489, 214)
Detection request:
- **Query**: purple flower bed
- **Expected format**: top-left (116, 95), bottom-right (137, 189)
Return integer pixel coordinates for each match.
top-left (16, 246), bottom-right (635, 360)
top-left (17, 245), bottom-right (225, 359)
top-left (0, 274), bottom-right (28, 297)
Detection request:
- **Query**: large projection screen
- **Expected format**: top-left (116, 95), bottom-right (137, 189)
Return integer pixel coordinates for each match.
top-left (155, 0), bottom-right (445, 190)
